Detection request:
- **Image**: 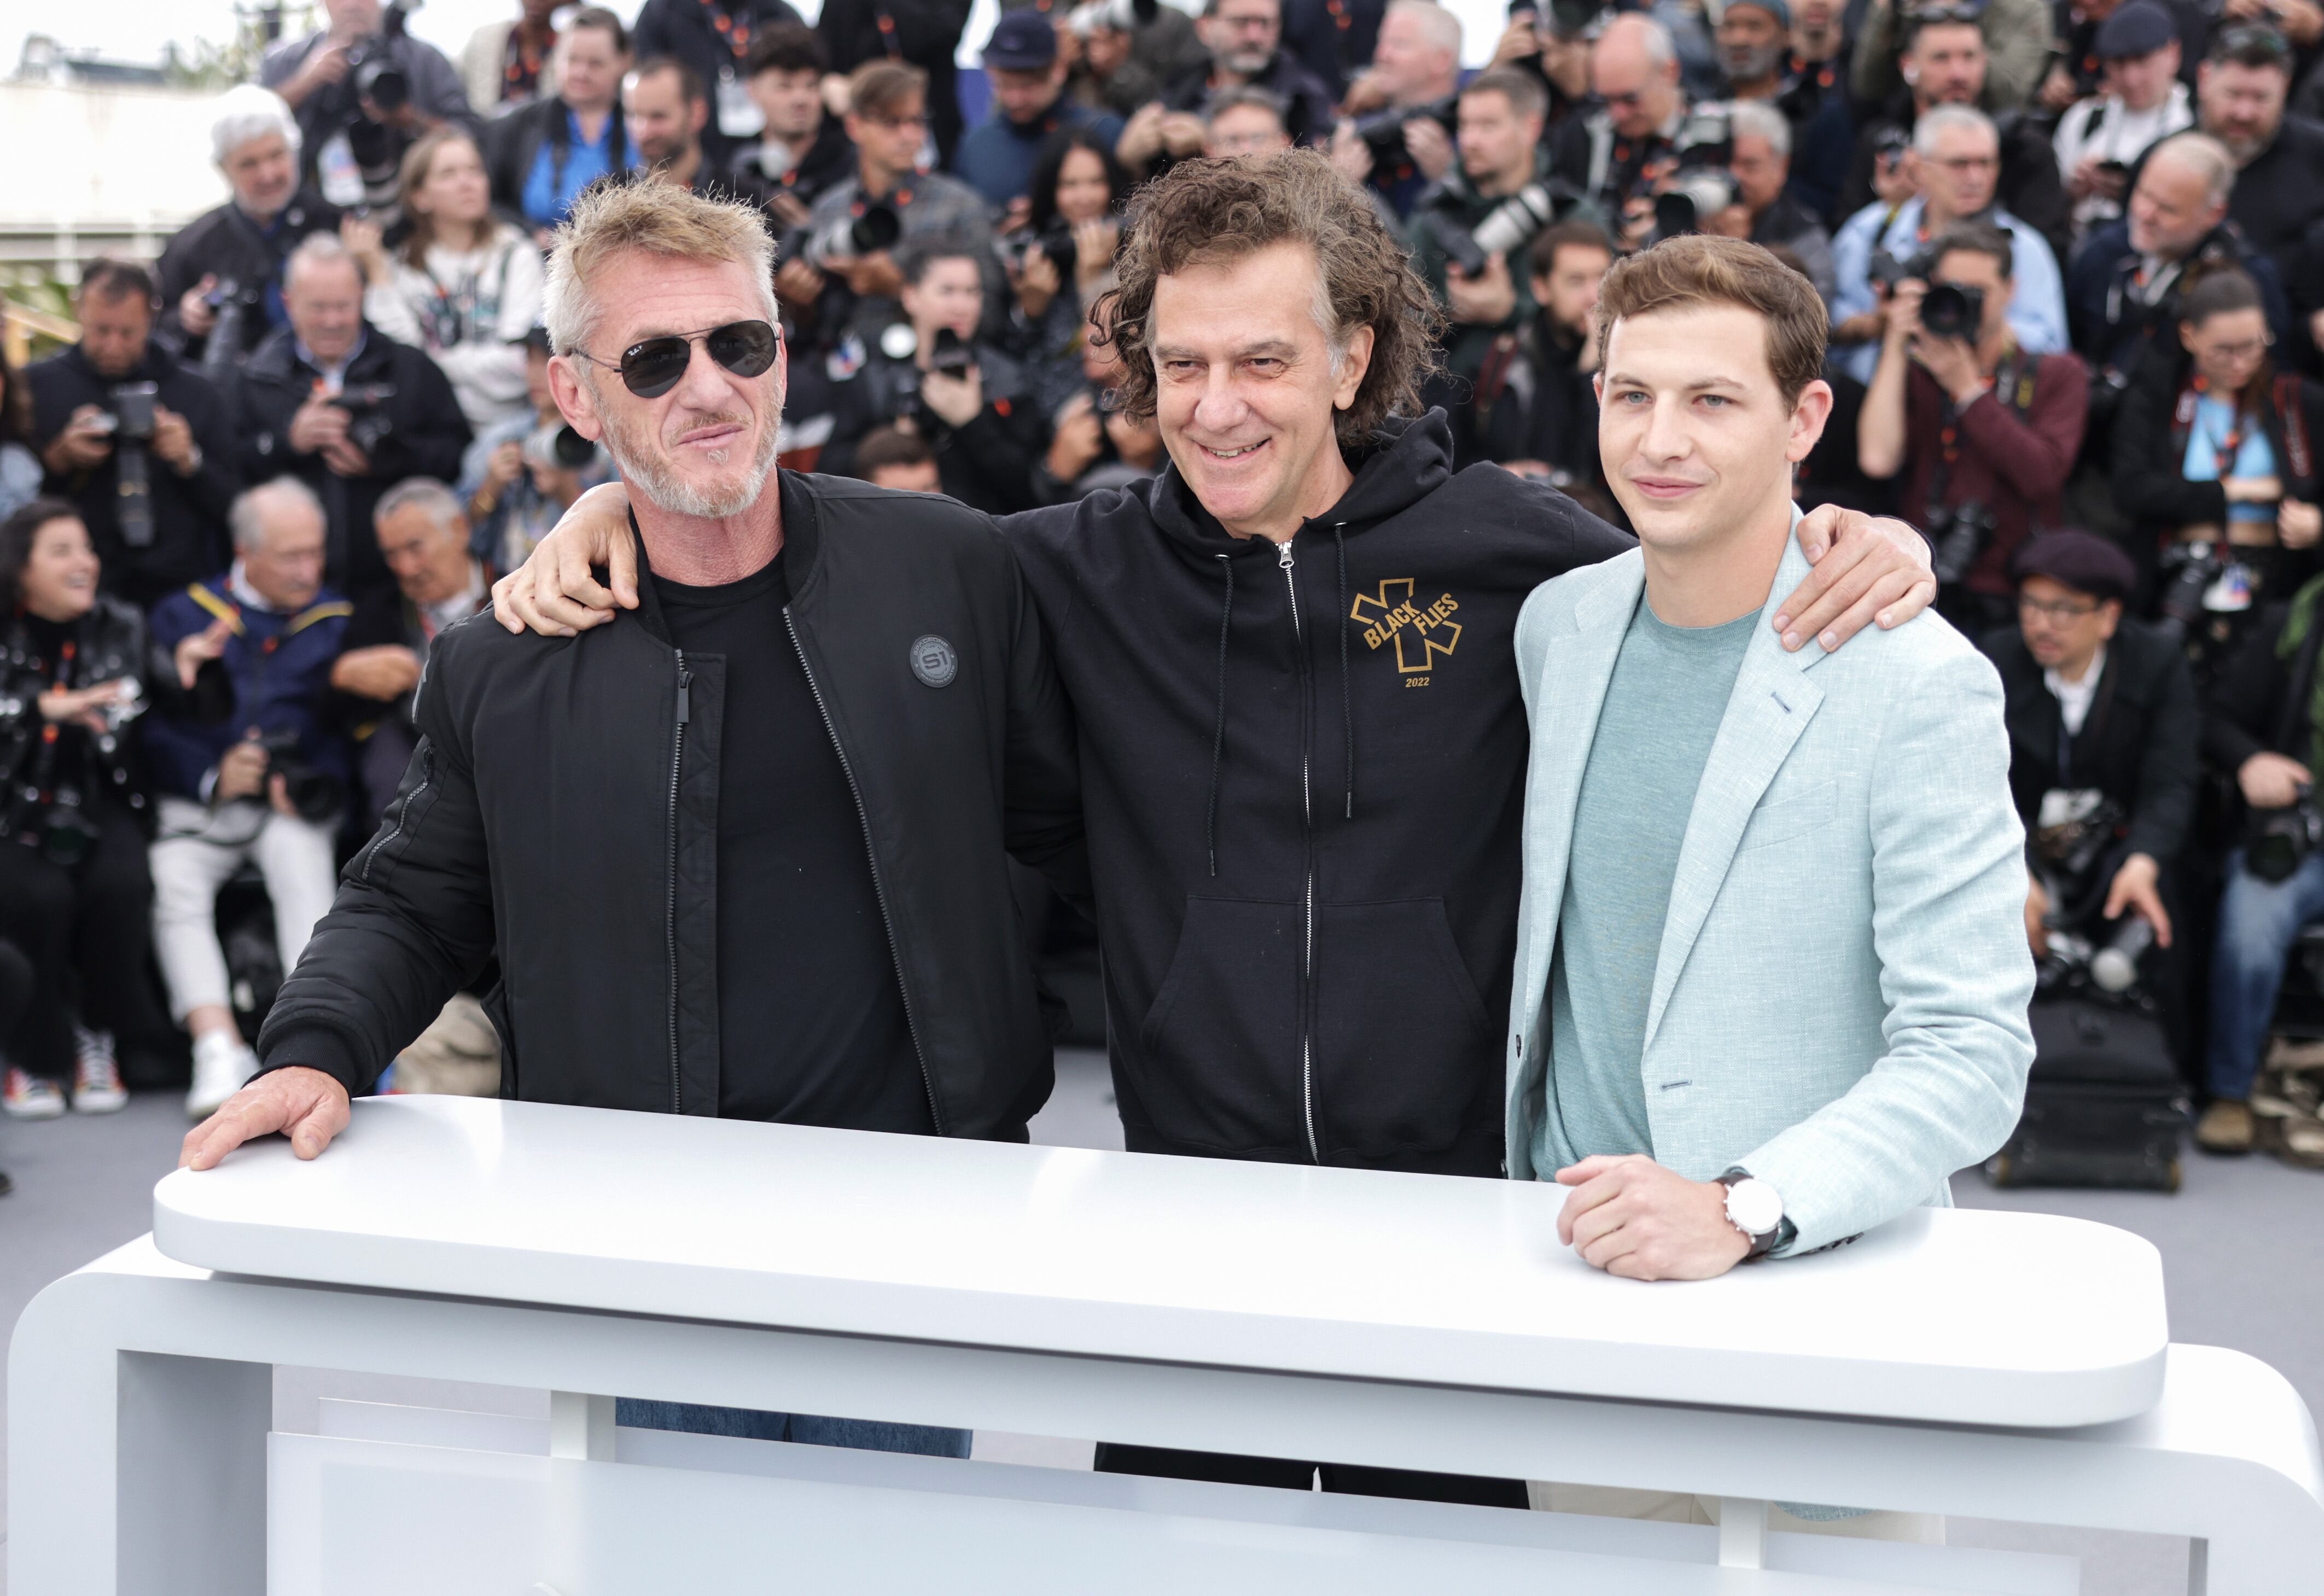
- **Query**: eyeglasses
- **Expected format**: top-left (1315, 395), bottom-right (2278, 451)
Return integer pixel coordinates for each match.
top-left (569, 319), bottom-right (780, 399)
top-left (2199, 336), bottom-right (2272, 360)
top-left (864, 112), bottom-right (930, 131)
top-left (2017, 594), bottom-right (2102, 621)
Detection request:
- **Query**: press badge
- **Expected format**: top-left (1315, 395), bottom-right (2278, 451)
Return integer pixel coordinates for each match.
top-left (717, 67), bottom-right (764, 138)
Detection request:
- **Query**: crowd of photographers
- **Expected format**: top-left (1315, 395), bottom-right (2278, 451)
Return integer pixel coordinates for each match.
top-left (5, 0), bottom-right (2324, 1175)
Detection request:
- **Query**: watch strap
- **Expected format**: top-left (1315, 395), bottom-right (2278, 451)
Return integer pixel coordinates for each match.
top-left (1717, 1168), bottom-right (1784, 1260)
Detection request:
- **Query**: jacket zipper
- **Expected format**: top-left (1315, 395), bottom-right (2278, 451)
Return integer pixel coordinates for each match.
top-left (1279, 537), bottom-right (1320, 1164)
top-left (783, 609), bottom-right (945, 1134)
top-left (666, 651), bottom-right (690, 1114)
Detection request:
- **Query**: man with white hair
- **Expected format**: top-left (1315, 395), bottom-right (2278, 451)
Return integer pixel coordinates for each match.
top-left (1546, 12), bottom-right (1689, 245)
top-left (1329, 0), bottom-right (1463, 217)
top-left (184, 181), bottom-right (1085, 1456)
top-left (1722, 98), bottom-right (1836, 300)
top-left (145, 479), bottom-right (353, 1117)
top-left (225, 233), bottom-right (472, 603)
top-left (154, 85), bottom-right (344, 372)
top-left (1830, 104), bottom-right (2069, 383)
top-left (2064, 129), bottom-right (2291, 383)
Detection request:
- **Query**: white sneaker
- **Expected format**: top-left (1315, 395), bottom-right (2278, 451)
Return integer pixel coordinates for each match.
top-left (72, 1024), bottom-right (127, 1114)
top-left (3, 1065), bottom-right (66, 1120)
top-left (185, 1031), bottom-right (258, 1120)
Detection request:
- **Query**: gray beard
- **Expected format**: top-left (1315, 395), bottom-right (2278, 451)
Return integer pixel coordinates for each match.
top-left (600, 387), bottom-right (784, 520)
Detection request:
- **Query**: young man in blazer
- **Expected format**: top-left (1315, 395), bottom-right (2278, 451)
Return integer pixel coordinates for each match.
top-left (1506, 234), bottom-right (2035, 1282)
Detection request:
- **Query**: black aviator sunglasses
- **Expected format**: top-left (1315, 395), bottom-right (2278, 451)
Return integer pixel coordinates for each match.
top-left (570, 319), bottom-right (781, 399)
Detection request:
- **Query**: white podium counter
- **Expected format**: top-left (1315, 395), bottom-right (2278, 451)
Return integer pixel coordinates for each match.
top-left (13, 1096), bottom-right (2324, 1596)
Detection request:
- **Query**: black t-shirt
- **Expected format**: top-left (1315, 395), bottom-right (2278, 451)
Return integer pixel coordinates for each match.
top-left (650, 552), bottom-right (930, 1133)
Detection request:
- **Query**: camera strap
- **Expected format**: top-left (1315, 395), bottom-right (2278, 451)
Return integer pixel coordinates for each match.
top-left (1929, 345), bottom-right (2031, 512)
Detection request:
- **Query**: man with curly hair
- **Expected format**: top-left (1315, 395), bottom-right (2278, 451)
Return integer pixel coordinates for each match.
top-left (493, 149), bottom-right (1936, 1503)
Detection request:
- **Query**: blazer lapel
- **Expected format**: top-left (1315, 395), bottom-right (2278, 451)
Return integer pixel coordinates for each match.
top-left (1519, 556), bottom-right (1644, 1011)
top-left (1641, 540), bottom-right (1830, 1053)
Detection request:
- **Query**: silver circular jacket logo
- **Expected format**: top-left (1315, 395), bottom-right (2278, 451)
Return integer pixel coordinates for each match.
top-left (910, 635), bottom-right (957, 688)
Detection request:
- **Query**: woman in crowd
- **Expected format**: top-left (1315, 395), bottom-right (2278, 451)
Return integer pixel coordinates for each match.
top-left (350, 129), bottom-right (547, 434)
top-left (0, 502), bottom-right (223, 1119)
top-left (0, 352), bottom-right (39, 521)
top-left (1006, 126), bottom-right (1133, 413)
top-left (2113, 268), bottom-right (2324, 680)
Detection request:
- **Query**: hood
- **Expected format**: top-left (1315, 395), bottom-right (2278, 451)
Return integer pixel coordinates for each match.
top-left (1146, 408), bottom-right (1456, 568)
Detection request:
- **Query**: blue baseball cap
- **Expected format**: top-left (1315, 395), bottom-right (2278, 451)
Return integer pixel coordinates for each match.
top-left (984, 10), bottom-right (1059, 69)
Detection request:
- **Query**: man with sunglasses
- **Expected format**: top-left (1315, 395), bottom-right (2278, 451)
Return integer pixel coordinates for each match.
top-left (183, 185), bottom-right (1085, 1470)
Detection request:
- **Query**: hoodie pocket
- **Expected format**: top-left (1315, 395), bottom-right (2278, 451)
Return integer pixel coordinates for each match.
top-left (1314, 899), bottom-right (1490, 1160)
top-left (1139, 896), bottom-right (1304, 1152)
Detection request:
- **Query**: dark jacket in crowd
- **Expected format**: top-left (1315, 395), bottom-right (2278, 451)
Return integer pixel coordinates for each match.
top-left (822, 341), bottom-right (1048, 515)
top-left (153, 193), bottom-right (343, 369)
top-left (1979, 618), bottom-right (2201, 865)
top-left (1160, 51), bottom-right (1339, 149)
top-left (482, 94), bottom-right (634, 222)
top-left (1000, 411), bottom-right (1634, 1177)
top-left (725, 112), bottom-right (857, 211)
top-left (26, 345), bottom-right (242, 612)
top-left (1458, 318), bottom-right (1605, 504)
top-left (1837, 100), bottom-right (2070, 260)
top-left (228, 325), bottom-right (473, 604)
top-left (256, 473), bottom-right (1086, 1137)
top-left (2203, 577), bottom-right (2324, 779)
top-left (2066, 218), bottom-right (2291, 378)
top-left (2111, 351), bottom-right (2324, 536)
top-left (1282, 0), bottom-right (1387, 100)
top-left (260, 30), bottom-right (481, 201)
top-left (631, 0), bottom-right (809, 171)
top-left (816, 0), bottom-right (974, 164)
top-left (2222, 113), bottom-right (2324, 294)
top-left (1406, 154), bottom-right (1558, 385)
top-left (2053, 0), bottom-right (2207, 99)
top-left (143, 574), bottom-right (353, 805)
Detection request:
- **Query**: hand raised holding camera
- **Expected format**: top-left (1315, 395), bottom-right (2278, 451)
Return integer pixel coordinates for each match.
top-left (43, 405), bottom-right (114, 474)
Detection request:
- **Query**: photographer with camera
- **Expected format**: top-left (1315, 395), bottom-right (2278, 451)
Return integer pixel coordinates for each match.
top-left (1409, 69), bottom-right (1559, 407)
top-left (263, 0), bottom-right (481, 213)
top-left (145, 479), bottom-right (352, 1119)
top-left (28, 260), bottom-right (241, 614)
top-left (156, 88), bottom-right (345, 380)
top-left (2065, 132), bottom-right (2289, 401)
top-left (347, 130), bottom-right (546, 433)
top-left (1545, 14), bottom-right (1692, 249)
top-left (1832, 105), bottom-right (2068, 381)
top-left (483, 7), bottom-right (633, 239)
top-left (2112, 267), bottom-right (2324, 674)
top-left (788, 62), bottom-right (998, 347)
top-left (822, 236), bottom-right (1049, 512)
top-left (1146, 0), bottom-right (1336, 158)
top-left (331, 480), bottom-right (491, 831)
top-left (1859, 220), bottom-right (2088, 628)
top-left (1327, 0), bottom-right (1463, 219)
top-left (1005, 127), bottom-right (1132, 399)
top-left (229, 235), bottom-right (472, 605)
top-left (2193, 557), bottom-right (2324, 1151)
top-left (2053, 3), bottom-right (2194, 249)
top-left (631, 0), bottom-right (811, 174)
top-left (727, 25), bottom-right (855, 219)
top-left (1979, 531), bottom-right (2195, 990)
top-left (0, 501), bottom-right (217, 1120)
top-left (461, 327), bottom-right (614, 572)
top-left (1465, 219), bottom-right (1616, 508)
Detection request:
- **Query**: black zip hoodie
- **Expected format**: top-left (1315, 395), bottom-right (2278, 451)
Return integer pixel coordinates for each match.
top-left (1004, 411), bottom-right (1632, 1176)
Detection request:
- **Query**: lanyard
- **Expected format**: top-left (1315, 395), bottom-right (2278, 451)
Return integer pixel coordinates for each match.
top-left (503, 26), bottom-right (554, 96)
top-left (699, 0), bottom-right (756, 62)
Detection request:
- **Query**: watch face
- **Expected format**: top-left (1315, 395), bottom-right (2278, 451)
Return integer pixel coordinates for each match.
top-left (1727, 1178), bottom-right (1783, 1237)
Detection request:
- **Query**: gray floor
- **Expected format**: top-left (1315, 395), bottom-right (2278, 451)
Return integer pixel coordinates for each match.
top-left (3, 1047), bottom-right (2319, 1593)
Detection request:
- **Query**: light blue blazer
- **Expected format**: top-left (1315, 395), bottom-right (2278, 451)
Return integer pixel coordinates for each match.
top-left (1503, 537), bottom-right (2036, 1255)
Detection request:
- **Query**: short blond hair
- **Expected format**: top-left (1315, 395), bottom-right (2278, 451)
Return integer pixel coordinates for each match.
top-left (543, 179), bottom-right (777, 359)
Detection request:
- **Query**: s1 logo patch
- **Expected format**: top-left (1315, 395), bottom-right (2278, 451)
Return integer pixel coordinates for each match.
top-left (910, 634), bottom-right (958, 688)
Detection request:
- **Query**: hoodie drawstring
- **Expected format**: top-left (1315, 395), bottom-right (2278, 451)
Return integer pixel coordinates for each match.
top-left (1333, 524), bottom-right (1353, 820)
top-left (1207, 552), bottom-right (1235, 877)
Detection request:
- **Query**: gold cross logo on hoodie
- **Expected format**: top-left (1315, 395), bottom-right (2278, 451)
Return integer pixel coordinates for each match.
top-left (1351, 579), bottom-right (1461, 674)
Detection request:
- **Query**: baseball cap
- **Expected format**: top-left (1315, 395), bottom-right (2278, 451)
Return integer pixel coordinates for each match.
top-left (984, 10), bottom-right (1060, 69)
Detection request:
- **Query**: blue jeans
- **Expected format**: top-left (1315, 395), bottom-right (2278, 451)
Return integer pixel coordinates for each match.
top-left (613, 1398), bottom-right (970, 1458)
top-left (2206, 847), bottom-right (2324, 1100)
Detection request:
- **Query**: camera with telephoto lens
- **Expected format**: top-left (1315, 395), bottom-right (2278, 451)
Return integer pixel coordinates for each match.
top-left (794, 201), bottom-right (901, 270)
top-left (2152, 540), bottom-right (2221, 646)
top-left (1005, 223), bottom-right (1080, 286)
top-left (1352, 94), bottom-right (1459, 169)
top-left (1926, 499), bottom-right (1995, 587)
top-left (106, 381), bottom-right (158, 442)
top-left (255, 731), bottom-right (345, 825)
top-left (1438, 176), bottom-right (1583, 278)
top-left (2248, 787), bottom-right (2324, 885)
top-left (345, 1), bottom-right (414, 114)
top-left (329, 382), bottom-right (398, 455)
top-left (1647, 106), bottom-right (1737, 241)
top-left (199, 277), bottom-right (264, 384)
top-left (89, 381), bottom-right (163, 550)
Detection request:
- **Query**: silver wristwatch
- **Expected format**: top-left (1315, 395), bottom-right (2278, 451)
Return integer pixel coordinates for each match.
top-left (1717, 1168), bottom-right (1787, 1260)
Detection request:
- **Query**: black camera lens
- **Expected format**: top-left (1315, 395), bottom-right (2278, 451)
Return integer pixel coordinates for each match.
top-left (552, 425), bottom-right (595, 467)
top-left (354, 54), bottom-right (410, 113)
top-left (1920, 283), bottom-right (1984, 341)
top-left (849, 203), bottom-right (902, 257)
top-left (929, 328), bottom-right (974, 378)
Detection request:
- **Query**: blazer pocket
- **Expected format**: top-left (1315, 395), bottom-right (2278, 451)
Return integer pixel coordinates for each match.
top-left (1739, 780), bottom-right (1836, 852)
